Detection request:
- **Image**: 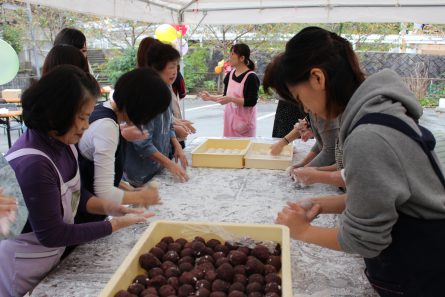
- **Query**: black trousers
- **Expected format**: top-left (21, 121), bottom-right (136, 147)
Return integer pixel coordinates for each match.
top-left (364, 213), bottom-right (445, 297)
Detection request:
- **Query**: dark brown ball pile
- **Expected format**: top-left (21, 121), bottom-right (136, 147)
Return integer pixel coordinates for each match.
top-left (115, 237), bottom-right (283, 297)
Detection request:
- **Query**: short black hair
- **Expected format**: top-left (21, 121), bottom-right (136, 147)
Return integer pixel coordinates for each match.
top-left (42, 45), bottom-right (89, 75)
top-left (113, 68), bottom-right (171, 128)
top-left (145, 42), bottom-right (180, 71)
top-left (54, 28), bottom-right (86, 50)
top-left (22, 65), bottom-right (100, 136)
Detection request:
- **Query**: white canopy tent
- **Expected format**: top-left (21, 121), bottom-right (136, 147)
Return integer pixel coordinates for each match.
top-left (18, 0), bottom-right (445, 24)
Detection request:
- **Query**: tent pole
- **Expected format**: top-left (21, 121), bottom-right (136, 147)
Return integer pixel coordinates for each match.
top-left (26, 1), bottom-right (40, 78)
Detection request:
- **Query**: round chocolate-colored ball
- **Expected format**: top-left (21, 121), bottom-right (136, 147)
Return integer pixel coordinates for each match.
top-left (139, 253), bottom-right (161, 270)
top-left (247, 292), bottom-right (262, 297)
top-left (128, 283), bottom-right (145, 295)
top-left (192, 241), bottom-right (206, 256)
top-left (251, 245), bottom-right (270, 263)
top-left (237, 247), bottom-right (250, 256)
top-left (165, 266), bottom-right (181, 278)
top-left (246, 282), bottom-right (263, 294)
top-left (265, 282), bottom-right (281, 294)
top-left (159, 284), bottom-right (176, 297)
top-left (205, 269), bottom-right (218, 282)
top-left (133, 274), bottom-right (150, 287)
top-left (213, 244), bottom-right (229, 255)
top-left (229, 282), bottom-right (245, 293)
top-left (148, 267), bottom-right (164, 278)
top-left (196, 279), bottom-right (211, 290)
top-left (168, 242), bottom-right (183, 253)
top-left (194, 236), bottom-right (206, 243)
top-left (196, 287), bottom-right (211, 297)
top-left (149, 275), bottom-right (167, 288)
top-left (264, 273), bottom-right (281, 285)
top-left (228, 251), bottom-right (247, 266)
top-left (209, 292), bottom-right (227, 297)
top-left (167, 276), bottom-right (180, 290)
top-left (248, 274), bottom-right (264, 285)
top-left (178, 284), bottom-right (195, 297)
top-left (233, 265), bottom-right (246, 275)
top-left (150, 247), bottom-right (166, 261)
top-left (175, 238), bottom-right (188, 248)
top-left (266, 256), bottom-right (281, 271)
top-left (181, 247), bottom-right (195, 258)
top-left (263, 264), bottom-right (277, 275)
top-left (161, 261), bottom-right (177, 272)
top-left (206, 239), bottom-right (221, 249)
top-left (245, 258), bottom-right (264, 275)
top-left (233, 274), bottom-right (248, 285)
top-left (161, 236), bottom-right (175, 245)
top-left (179, 255), bottom-right (195, 265)
top-left (180, 271), bottom-right (198, 286)
top-left (179, 262), bottom-right (194, 272)
top-left (216, 263), bottom-right (234, 282)
top-left (140, 287), bottom-right (158, 296)
top-left (156, 241), bottom-right (168, 252)
top-left (163, 251), bottom-right (180, 263)
top-left (197, 255), bottom-right (215, 265)
top-left (216, 257), bottom-right (230, 268)
top-left (212, 279), bottom-right (230, 293)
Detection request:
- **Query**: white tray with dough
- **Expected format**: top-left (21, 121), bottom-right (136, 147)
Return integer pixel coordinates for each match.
top-left (245, 142), bottom-right (293, 170)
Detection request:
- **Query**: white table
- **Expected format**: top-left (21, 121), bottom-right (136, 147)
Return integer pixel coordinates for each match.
top-left (31, 137), bottom-right (377, 297)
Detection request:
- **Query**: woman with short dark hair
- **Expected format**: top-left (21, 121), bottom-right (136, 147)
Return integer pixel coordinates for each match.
top-left (77, 68), bottom-right (171, 222)
top-left (0, 65), bottom-right (152, 296)
top-left (274, 27), bottom-right (445, 296)
top-left (125, 42), bottom-right (189, 185)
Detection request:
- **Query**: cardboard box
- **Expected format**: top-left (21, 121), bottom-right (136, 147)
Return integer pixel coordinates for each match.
top-left (191, 139), bottom-right (252, 169)
top-left (99, 220), bottom-right (292, 297)
top-left (245, 143), bottom-right (293, 170)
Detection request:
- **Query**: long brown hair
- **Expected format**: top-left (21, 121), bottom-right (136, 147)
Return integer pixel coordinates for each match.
top-left (265, 27), bottom-right (365, 119)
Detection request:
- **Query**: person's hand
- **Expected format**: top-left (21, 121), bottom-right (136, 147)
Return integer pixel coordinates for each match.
top-left (200, 91), bottom-right (215, 101)
top-left (174, 124), bottom-right (190, 140)
top-left (0, 188), bottom-right (17, 217)
top-left (270, 140), bottom-right (286, 155)
top-left (134, 184), bottom-right (162, 207)
top-left (300, 129), bottom-right (314, 142)
top-left (179, 119), bottom-right (196, 134)
top-left (109, 211), bottom-right (155, 232)
top-left (173, 145), bottom-right (188, 170)
top-left (120, 123), bottom-right (149, 142)
top-left (293, 167), bottom-right (318, 186)
top-left (294, 119), bottom-right (314, 142)
top-left (275, 203), bottom-right (316, 240)
top-left (166, 162), bottom-right (189, 182)
top-left (216, 96), bottom-right (232, 105)
top-left (288, 200), bottom-right (321, 222)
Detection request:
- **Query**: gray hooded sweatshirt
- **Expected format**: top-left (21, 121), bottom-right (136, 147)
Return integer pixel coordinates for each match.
top-left (337, 69), bottom-right (445, 258)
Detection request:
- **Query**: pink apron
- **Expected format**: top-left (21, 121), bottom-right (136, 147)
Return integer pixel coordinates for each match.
top-left (0, 145), bottom-right (80, 297)
top-left (223, 70), bottom-right (257, 137)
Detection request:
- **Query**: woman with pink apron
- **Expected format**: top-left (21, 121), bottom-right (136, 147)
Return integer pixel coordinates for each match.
top-left (201, 43), bottom-right (260, 137)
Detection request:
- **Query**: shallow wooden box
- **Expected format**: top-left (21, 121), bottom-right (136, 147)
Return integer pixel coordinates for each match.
top-left (99, 220), bottom-right (292, 297)
top-left (245, 142), bottom-right (293, 170)
top-left (191, 139), bottom-right (252, 169)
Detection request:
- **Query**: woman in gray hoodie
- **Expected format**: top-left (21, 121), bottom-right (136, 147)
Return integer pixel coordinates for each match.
top-left (270, 27), bottom-right (445, 296)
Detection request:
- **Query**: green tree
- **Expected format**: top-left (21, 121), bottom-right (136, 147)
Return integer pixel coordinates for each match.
top-left (183, 46), bottom-right (209, 92)
top-left (2, 23), bottom-right (23, 53)
top-left (105, 47), bottom-right (136, 85)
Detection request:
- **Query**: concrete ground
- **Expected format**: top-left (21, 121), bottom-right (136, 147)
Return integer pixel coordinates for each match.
top-left (0, 98), bottom-right (444, 154)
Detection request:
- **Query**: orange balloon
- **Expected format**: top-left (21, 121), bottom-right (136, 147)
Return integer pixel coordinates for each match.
top-left (214, 66), bottom-right (222, 74)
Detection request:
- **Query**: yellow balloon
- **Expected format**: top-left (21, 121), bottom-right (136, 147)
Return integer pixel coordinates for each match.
top-left (155, 24), bottom-right (178, 43)
top-left (217, 59), bottom-right (225, 68)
